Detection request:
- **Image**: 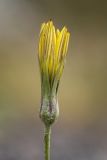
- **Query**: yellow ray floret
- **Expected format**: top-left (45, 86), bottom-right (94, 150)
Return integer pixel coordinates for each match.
top-left (38, 20), bottom-right (70, 87)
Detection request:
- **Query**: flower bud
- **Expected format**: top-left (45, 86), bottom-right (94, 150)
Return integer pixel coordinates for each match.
top-left (38, 20), bottom-right (70, 127)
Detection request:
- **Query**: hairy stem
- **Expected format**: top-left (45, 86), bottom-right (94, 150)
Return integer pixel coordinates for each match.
top-left (44, 125), bottom-right (51, 160)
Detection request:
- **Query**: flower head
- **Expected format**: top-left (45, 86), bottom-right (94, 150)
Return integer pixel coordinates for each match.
top-left (38, 20), bottom-right (70, 126)
top-left (38, 20), bottom-right (70, 97)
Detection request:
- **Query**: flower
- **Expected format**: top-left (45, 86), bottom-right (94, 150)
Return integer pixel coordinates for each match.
top-left (38, 20), bottom-right (70, 126)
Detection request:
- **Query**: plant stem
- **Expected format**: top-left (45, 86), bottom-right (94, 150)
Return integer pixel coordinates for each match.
top-left (44, 125), bottom-right (51, 160)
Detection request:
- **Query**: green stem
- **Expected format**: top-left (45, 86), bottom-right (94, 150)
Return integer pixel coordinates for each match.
top-left (44, 125), bottom-right (51, 160)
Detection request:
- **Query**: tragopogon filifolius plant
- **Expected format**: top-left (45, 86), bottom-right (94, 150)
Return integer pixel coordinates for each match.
top-left (38, 20), bottom-right (70, 160)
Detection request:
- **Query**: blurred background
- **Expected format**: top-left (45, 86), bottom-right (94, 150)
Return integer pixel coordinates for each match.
top-left (0, 0), bottom-right (107, 160)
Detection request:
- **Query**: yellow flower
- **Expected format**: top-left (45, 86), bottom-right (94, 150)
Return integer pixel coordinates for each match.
top-left (38, 20), bottom-right (70, 96)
